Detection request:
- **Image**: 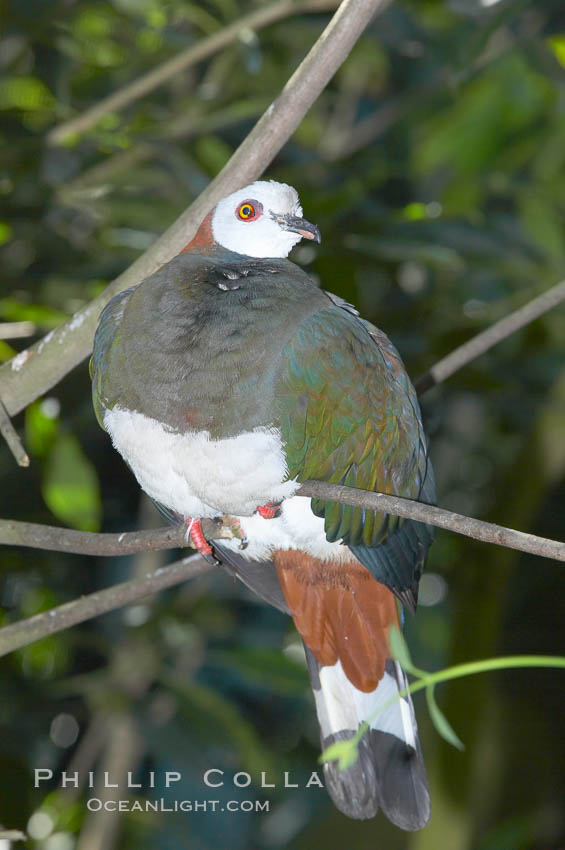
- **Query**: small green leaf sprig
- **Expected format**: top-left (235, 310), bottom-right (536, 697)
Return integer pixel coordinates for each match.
top-left (320, 627), bottom-right (565, 770)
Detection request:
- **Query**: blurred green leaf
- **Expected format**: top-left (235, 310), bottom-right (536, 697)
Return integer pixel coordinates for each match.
top-left (0, 76), bottom-right (55, 111)
top-left (195, 135), bottom-right (232, 174)
top-left (42, 433), bottom-right (102, 531)
top-left (25, 399), bottom-right (59, 458)
top-left (0, 298), bottom-right (68, 326)
top-left (0, 222), bottom-right (13, 245)
top-left (547, 36), bottom-right (565, 69)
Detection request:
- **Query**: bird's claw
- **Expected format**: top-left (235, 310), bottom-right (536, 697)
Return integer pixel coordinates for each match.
top-left (202, 550), bottom-right (221, 566)
top-left (256, 501), bottom-right (282, 519)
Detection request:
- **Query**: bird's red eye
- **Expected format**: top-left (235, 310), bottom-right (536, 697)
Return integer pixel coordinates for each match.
top-left (236, 199), bottom-right (262, 221)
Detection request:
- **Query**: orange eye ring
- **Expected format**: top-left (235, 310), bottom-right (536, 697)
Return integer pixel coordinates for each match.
top-left (236, 199), bottom-right (262, 222)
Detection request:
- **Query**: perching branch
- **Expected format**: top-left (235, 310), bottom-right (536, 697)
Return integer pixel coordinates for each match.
top-left (0, 0), bottom-right (389, 421)
top-left (0, 553), bottom-right (215, 659)
top-left (0, 517), bottom-right (228, 555)
top-left (415, 278), bottom-right (565, 394)
top-left (46, 0), bottom-right (341, 147)
top-left (2, 481), bottom-right (564, 563)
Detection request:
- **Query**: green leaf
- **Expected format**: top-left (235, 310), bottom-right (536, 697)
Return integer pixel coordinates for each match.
top-left (195, 136), bottom-right (232, 174)
top-left (25, 400), bottom-right (59, 459)
top-left (319, 738), bottom-right (360, 771)
top-left (0, 222), bottom-right (12, 245)
top-left (547, 36), bottom-right (565, 69)
top-left (0, 340), bottom-right (16, 363)
top-left (388, 626), bottom-right (414, 670)
top-left (426, 685), bottom-right (465, 751)
top-left (0, 297), bottom-right (68, 326)
top-left (42, 434), bottom-right (102, 531)
top-left (0, 76), bottom-right (55, 111)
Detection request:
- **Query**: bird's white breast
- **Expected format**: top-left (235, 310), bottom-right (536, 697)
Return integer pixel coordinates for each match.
top-left (104, 405), bottom-right (351, 563)
top-left (103, 405), bottom-right (298, 518)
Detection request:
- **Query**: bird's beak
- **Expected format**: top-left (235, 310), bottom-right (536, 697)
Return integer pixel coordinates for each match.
top-left (271, 212), bottom-right (321, 243)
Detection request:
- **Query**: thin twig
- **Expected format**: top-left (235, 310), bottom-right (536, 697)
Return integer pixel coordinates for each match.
top-left (47, 0), bottom-right (340, 146)
top-left (0, 397), bottom-right (29, 467)
top-left (0, 0), bottom-right (389, 421)
top-left (415, 279), bottom-right (565, 394)
top-left (0, 553), bottom-right (214, 658)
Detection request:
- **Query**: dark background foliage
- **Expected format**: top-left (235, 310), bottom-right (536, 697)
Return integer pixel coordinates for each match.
top-left (1, 0), bottom-right (565, 848)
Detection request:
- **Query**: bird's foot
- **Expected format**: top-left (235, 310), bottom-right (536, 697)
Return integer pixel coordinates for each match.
top-left (256, 501), bottom-right (282, 519)
top-left (222, 516), bottom-right (248, 550)
top-left (185, 518), bottom-right (220, 565)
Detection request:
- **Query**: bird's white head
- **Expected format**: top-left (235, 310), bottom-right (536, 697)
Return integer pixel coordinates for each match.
top-left (210, 180), bottom-right (321, 259)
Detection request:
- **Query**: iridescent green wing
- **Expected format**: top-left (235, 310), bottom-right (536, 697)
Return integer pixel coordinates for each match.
top-left (276, 305), bottom-right (430, 549)
top-left (89, 287), bottom-right (135, 429)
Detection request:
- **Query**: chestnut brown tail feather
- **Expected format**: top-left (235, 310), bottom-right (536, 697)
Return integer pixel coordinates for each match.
top-left (274, 549), bottom-right (399, 692)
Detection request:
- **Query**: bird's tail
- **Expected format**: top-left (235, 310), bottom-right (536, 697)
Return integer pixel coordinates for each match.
top-left (304, 644), bottom-right (430, 827)
top-left (273, 548), bottom-right (430, 828)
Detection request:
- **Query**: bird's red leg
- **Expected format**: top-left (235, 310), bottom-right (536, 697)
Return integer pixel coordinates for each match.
top-left (186, 518), bottom-right (218, 563)
top-left (256, 501), bottom-right (282, 519)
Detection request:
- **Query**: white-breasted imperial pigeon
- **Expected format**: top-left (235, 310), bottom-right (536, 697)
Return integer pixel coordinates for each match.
top-left (90, 180), bottom-right (434, 828)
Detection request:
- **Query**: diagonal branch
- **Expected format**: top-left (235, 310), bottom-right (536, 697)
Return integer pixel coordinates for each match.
top-left (0, 553), bottom-right (215, 659)
top-left (0, 0), bottom-right (390, 422)
top-left (0, 397), bottom-right (29, 467)
top-left (415, 278), bottom-right (565, 394)
top-left (47, 0), bottom-right (340, 146)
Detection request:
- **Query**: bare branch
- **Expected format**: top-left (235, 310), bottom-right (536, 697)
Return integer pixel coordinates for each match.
top-left (415, 279), bottom-right (565, 394)
top-left (47, 0), bottom-right (340, 146)
top-left (0, 553), bottom-right (215, 659)
top-left (0, 829), bottom-right (27, 842)
top-left (0, 321), bottom-right (36, 340)
top-left (0, 397), bottom-right (29, 467)
top-left (0, 0), bottom-right (390, 422)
